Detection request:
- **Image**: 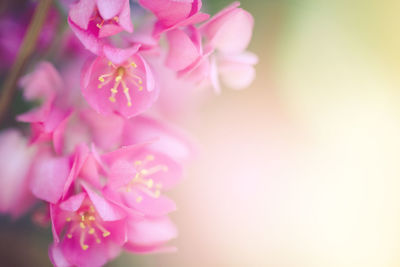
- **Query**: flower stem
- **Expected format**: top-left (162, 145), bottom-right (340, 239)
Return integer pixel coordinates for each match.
top-left (0, 0), bottom-right (53, 125)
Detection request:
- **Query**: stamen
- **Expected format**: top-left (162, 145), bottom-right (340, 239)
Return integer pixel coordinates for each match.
top-left (80, 231), bottom-right (89, 250)
top-left (94, 222), bottom-right (110, 238)
top-left (136, 196), bottom-right (143, 203)
top-left (96, 19), bottom-right (105, 29)
top-left (121, 80), bottom-right (132, 106)
top-left (141, 165), bottom-right (168, 176)
top-left (113, 16), bottom-right (119, 22)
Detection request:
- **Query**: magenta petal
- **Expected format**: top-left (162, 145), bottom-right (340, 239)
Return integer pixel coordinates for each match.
top-left (62, 144), bottom-right (90, 199)
top-left (68, 17), bottom-right (103, 55)
top-left (30, 154), bottom-right (70, 204)
top-left (96, 0), bottom-right (125, 20)
top-left (139, 0), bottom-right (194, 27)
top-left (98, 23), bottom-right (123, 38)
top-left (59, 192), bottom-right (86, 212)
top-left (82, 182), bottom-right (126, 221)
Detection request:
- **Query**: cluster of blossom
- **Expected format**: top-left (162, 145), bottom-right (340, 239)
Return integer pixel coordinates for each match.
top-left (0, 1), bottom-right (256, 266)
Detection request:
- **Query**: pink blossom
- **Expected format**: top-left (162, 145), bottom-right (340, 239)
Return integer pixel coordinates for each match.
top-left (49, 188), bottom-right (126, 267)
top-left (169, 2), bottom-right (257, 93)
top-left (0, 129), bottom-right (36, 218)
top-left (138, 0), bottom-right (209, 37)
top-left (17, 62), bottom-right (72, 154)
top-left (68, 0), bottom-right (133, 55)
top-left (101, 143), bottom-right (183, 216)
top-left (81, 49), bottom-right (158, 118)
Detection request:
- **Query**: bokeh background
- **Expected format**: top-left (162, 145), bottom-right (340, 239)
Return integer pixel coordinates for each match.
top-left (2, 0), bottom-right (400, 266)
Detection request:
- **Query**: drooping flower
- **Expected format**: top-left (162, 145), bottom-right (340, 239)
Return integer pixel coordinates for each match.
top-left (165, 2), bottom-right (257, 93)
top-left (101, 143), bottom-right (183, 216)
top-left (81, 49), bottom-right (158, 118)
top-left (49, 188), bottom-right (127, 267)
top-left (138, 0), bottom-right (209, 37)
top-left (0, 129), bottom-right (36, 218)
top-left (199, 1), bottom-right (257, 93)
top-left (17, 62), bottom-right (72, 154)
top-left (68, 0), bottom-right (133, 55)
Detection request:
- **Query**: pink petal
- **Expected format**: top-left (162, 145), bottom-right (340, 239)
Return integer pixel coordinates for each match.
top-left (103, 44), bottom-right (141, 65)
top-left (69, 0), bottom-right (96, 30)
top-left (96, 0), bottom-right (125, 20)
top-left (126, 217), bottom-right (177, 246)
top-left (82, 182), bottom-right (126, 221)
top-left (0, 130), bottom-right (35, 217)
top-left (123, 116), bottom-right (197, 163)
top-left (200, 2), bottom-right (254, 53)
top-left (166, 29), bottom-right (200, 71)
top-left (30, 154), bottom-right (70, 204)
top-left (49, 243), bottom-right (72, 267)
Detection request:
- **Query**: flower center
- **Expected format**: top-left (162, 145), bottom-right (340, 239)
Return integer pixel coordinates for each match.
top-left (89, 10), bottom-right (119, 29)
top-left (124, 155), bottom-right (168, 203)
top-left (98, 61), bottom-right (143, 107)
top-left (65, 205), bottom-right (110, 251)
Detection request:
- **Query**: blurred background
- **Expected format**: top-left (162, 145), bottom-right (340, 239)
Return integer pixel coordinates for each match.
top-left (3, 0), bottom-right (400, 266)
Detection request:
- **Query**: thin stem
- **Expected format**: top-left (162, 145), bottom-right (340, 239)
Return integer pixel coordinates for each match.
top-left (0, 0), bottom-right (53, 125)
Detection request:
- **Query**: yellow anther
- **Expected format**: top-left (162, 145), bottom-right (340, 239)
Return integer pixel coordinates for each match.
top-left (109, 96), bottom-right (116, 102)
top-left (115, 76), bottom-right (122, 82)
top-left (66, 217), bottom-right (72, 222)
top-left (89, 228), bottom-right (95, 234)
top-left (154, 190), bottom-right (160, 198)
top-left (147, 179), bottom-right (154, 188)
top-left (103, 231), bottom-right (110, 237)
top-left (127, 101), bottom-right (132, 107)
top-left (98, 77), bottom-right (105, 82)
top-left (136, 196), bottom-right (143, 203)
top-left (113, 16), bottom-right (119, 22)
top-left (80, 222), bottom-right (86, 229)
top-left (88, 216), bottom-right (96, 221)
top-left (108, 61), bottom-right (113, 66)
top-left (81, 244), bottom-right (89, 250)
top-left (134, 160), bottom-right (142, 166)
top-left (131, 62), bottom-right (137, 68)
top-left (111, 88), bottom-right (118, 93)
top-left (96, 239), bottom-right (101, 244)
top-left (67, 234), bottom-right (73, 239)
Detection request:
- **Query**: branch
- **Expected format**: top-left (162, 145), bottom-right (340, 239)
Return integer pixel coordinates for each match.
top-left (0, 0), bottom-right (53, 124)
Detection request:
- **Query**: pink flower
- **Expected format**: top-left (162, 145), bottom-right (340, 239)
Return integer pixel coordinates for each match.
top-left (200, 2), bottom-right (257, 93)
top-left (0, 129), bottom-right (36, 218)
top-left (81, 50), bottom-right (158, 118)
top-left (138, 0), bottom-right (209, 36)
top-left (168, 2), bottom-right (257, 93)
top-left (17, 62), bottom-right (72, 154)
top-left (101, 143), bottom-right (183, 216)
top-left (68, 0), bottom-right (133, 55)
top-left (49, 187), bottom-right (127, 267)
top-left (29, 144), bottom-right (90, 204)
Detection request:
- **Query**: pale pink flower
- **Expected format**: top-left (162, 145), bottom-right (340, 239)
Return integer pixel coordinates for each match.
top-left (68, 0), bottom-right (133, 55)
top-left (17, 62), bottom-right (72, 154)
top-left (0, 129), bottom-right (36, 218)
top-left (122, 115), bottom-right (198, 163)
top-left (81, 49), bottom-right (158, 118)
